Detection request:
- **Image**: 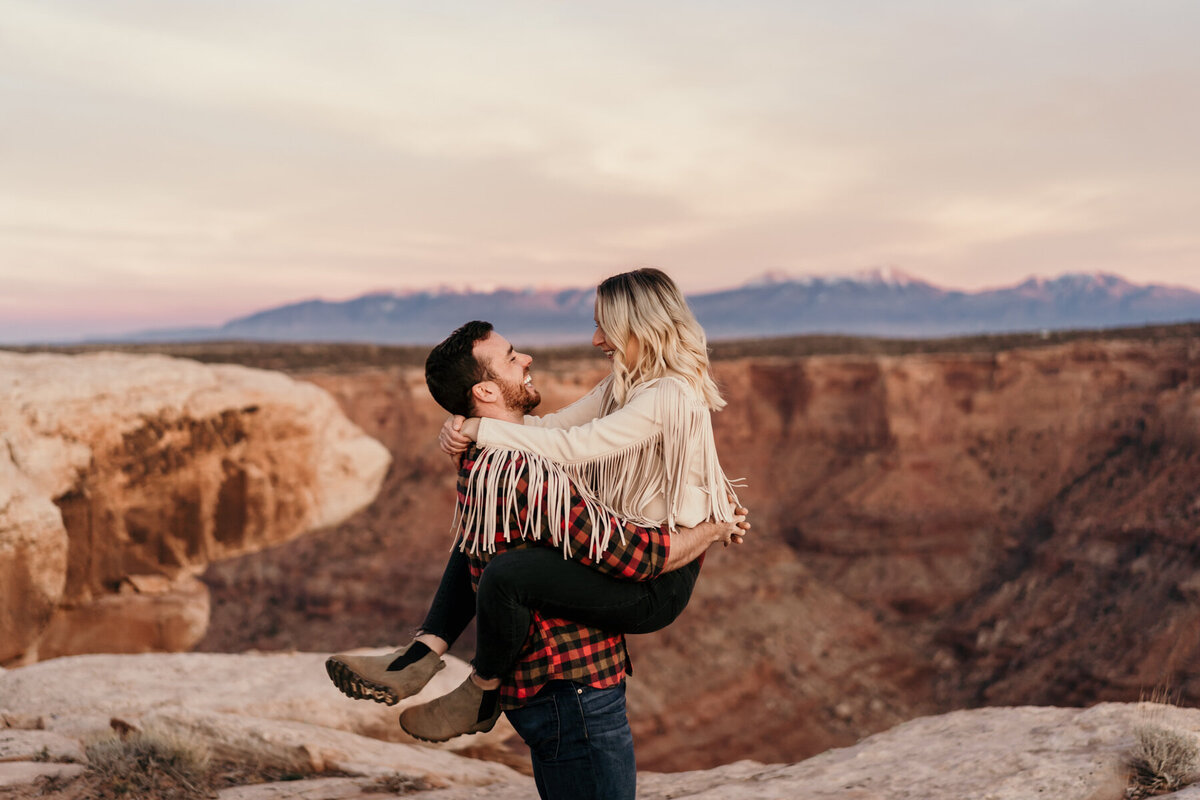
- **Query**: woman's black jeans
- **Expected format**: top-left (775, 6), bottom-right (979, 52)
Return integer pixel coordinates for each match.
top-left (419, 547), bottom-right (701, 681)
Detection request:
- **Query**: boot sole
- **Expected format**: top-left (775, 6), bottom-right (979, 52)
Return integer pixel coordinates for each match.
top-left (325, 657), bottom-right (400, 706)
top-left (402, 728), bottom-right (449, 744)
top-left (399, 717), bottom-right (498, 743)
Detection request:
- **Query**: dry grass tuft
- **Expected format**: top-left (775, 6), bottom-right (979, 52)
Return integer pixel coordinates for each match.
top-left (72, 726), bottom-right (353, 799)
top-left (84, 727), bottom-right (213, 799)
top-left (1126, 723), bottom-right (1200, 799)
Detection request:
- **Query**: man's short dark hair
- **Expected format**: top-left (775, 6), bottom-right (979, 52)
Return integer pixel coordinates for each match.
top-left (425, 320), bottom-right (494, 416)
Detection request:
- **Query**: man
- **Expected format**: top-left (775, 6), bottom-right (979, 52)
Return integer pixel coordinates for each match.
top-left (329, 321), bottom-right (742, 799)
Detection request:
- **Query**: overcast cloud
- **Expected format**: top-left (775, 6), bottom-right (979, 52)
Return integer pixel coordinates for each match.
top-left (1, 0), bottom-right (1198, 341)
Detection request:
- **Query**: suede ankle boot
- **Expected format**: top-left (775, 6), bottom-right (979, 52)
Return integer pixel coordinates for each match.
top-left (398, 675), bottom-right (501, 742)
top-left (325, 642), bottom-right (445, 705)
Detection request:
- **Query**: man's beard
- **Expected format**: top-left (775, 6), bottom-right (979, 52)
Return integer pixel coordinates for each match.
top-left (498, 375), bottom-right (540, 414)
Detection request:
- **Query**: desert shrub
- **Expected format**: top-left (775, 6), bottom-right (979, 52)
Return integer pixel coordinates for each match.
top-left (84, 728), bottom-right (214, 800)
top-left (1127, 723), bottom-right (1199, 799)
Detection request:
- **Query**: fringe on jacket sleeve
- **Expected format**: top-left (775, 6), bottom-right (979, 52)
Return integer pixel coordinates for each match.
top-left (452, 447), bottom-right (619, 561)
top-left (571, 376), bottom-right (742, 533)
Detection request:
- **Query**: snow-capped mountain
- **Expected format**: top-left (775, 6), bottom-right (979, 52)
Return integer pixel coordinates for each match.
top-left (110, 271), bottom-right (1200, 345)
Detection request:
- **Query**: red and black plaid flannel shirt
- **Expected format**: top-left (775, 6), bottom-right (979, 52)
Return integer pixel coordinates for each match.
top-left (456, 444), bottom-right (672, 709)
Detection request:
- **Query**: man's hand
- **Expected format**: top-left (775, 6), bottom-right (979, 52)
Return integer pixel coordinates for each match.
top-left (438, 415), bottom-right (474, 458)
top-left (664, 508), bottom-right (749, 571)
top-left (698, 518), bottom-right (741, 546)
top-left (699, 506), bottom-right (749, 548)
top-left (682, 497), bottom-right (750, 550)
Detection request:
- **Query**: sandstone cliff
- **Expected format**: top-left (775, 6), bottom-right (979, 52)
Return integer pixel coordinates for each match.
top-left (0, 352), bottom-right (391, 665)
top-left (194, 331), bottom-right (1200, 771)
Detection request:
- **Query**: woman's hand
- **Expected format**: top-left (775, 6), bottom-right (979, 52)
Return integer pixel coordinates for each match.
top-left (438, 416), bottom-right (483, 459)
top-left (697, 508), bottom-right (749, 549)
top-left (725, 496), bottom-right (750, 546)
top-left (732, 503), bottom-right (750, 544)
top-left (439, 415), bottom-right (471, 457)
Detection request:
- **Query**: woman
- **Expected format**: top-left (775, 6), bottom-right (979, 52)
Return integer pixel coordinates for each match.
top-left (327, 268), bottom-right (747, 731)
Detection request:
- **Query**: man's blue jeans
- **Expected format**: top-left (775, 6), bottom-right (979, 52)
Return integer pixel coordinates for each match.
top-left (505, 680), bottom-right (636, 800)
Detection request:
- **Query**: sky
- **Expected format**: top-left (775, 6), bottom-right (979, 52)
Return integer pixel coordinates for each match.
top-left (2, 1), bottom-right (1199, 342)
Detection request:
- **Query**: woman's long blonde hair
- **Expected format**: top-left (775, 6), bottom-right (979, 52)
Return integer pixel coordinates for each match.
top-left (596, 268), bottom-right (726, 411)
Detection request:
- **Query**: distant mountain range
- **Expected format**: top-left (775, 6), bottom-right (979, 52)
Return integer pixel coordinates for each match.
top-left (111, 269), bottom-right (1200, 345)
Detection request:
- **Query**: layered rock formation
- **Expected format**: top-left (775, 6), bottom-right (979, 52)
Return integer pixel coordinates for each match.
top-left (938, 355), bottom-right (1200, 706)
top-left (714, 340), bottom-right (1198, 619)
top-left (195, 331), bottom-right (1200, 771)
top-left (0, 352), bottom-right (390, 665)
top-left (1, 651), bottom-right (1195, 799)
top-left (706, 337), bottom-right (1200, 757)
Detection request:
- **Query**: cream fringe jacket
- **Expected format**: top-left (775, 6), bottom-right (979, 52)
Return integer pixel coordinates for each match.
top-left (458, 374), bottom-right (741, 560)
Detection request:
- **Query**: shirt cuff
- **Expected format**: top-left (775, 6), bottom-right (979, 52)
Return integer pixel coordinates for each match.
top-left (654, 523), bottom-right (672, 576)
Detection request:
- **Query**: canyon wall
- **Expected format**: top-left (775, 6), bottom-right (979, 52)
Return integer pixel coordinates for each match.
top-left (196, 332), bottom-right (1200, 770)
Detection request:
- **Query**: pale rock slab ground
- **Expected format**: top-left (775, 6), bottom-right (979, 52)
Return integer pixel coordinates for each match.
top-left (0, 351), bottom-right (391, 664)
top-left (6, 649), bottom-right (1200, 798)
top-left (217, 776), bottom-right (449, 799)
top-left (139, 709), bottom-right (514, 785)
top-left (0, 651), bottom-right (522, 793)
top-left (0, 730), bottom-right (84, 763)
top-left (0, 762), bottom-right (86, 789)
top-left (0, 651), bottom-right (513, 752)
top-left (410, 703), bottom-right (1200, 800)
